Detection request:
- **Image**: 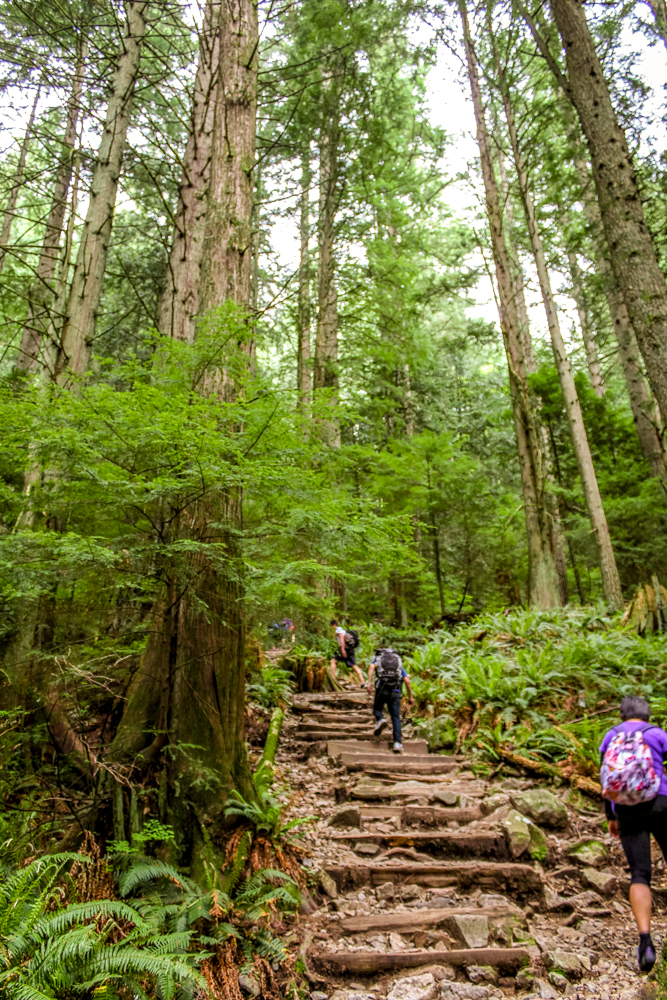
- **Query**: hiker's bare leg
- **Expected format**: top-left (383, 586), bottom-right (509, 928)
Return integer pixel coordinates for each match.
top-left (330, 658), bottom-right (338, 679)
top-left (352, 664), bottom-right (365, 684)
top-left (630, 883), bottom-right (652, 935)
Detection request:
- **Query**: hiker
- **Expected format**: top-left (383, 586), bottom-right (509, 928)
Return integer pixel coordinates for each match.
top-left (600, 695), bottom-right (667, 972)
top-left (367, 647), bottom-right (414, 753)
top-left (330, 619), bottom-right (365, 686)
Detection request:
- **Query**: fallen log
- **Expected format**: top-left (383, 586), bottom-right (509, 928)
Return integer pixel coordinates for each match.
top-left (310, 947), bottom-right (530, 974)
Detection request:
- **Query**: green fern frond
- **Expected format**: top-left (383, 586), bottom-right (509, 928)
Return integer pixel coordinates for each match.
top-left (118, 858), bottom-right (193, 897)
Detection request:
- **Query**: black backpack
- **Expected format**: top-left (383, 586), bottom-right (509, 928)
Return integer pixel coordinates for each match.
top-left (344, 629), bottom-right (359, 649)
top-left (375, 648), bottom-right (402, 684)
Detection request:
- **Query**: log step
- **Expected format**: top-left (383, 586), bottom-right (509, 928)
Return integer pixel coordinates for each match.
top-left (332, 830), bottom-right (507, 858)
top-left (350, 781), bottom-right (486, 800)
top-left (339, 753), bottom-right (458, 773)
top-left (310, 947), bottom-right (530, 974)
top-left (324, 861), bottom-right (543, 894)
top-left (338, 903), bottom-right (523, 934)
top-left (328, 740), bottom-right (429, 756)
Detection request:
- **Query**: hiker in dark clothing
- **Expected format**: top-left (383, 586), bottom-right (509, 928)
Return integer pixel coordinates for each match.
top-left (330, 619), bottom-right (365, 686)
top-left (367, 647), bottom-right (414, 753)
top-left (600, 695), bottom-right (667, 972)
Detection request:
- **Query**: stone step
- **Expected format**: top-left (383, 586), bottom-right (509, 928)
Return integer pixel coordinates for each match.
top-left (293, 692), bottom-right (368, 708)
top-left (331, 830), bottom-right (507, 859)
top-left (324, 861), bottom-right (543, 895)
top-left (329, 740), bottom-right (429, 757)
top-left (350, 781), bottom-right (486, 801)
top-left (309, 946), bottom-right (530, 975)
top-left (337, 903), bottom-right (524, 935)
top-left (339, 753), bottom-right (458, 774)
top-left (330, 804), bottom-right (482, 830)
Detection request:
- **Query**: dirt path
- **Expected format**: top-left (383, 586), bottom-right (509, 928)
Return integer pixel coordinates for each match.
top-left (271, 686), bottom-right (664, 1000)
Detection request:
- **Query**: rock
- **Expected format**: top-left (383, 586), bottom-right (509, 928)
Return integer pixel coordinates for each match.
top-left (548, 974), bottom-right (567, 991)
top-left (441, 983), bottom-right (491, 1000)
top-left (430, 896), bottom-right (457, 909)
top-left (502, 778), bottom-right (527, 790)
top-left (480, 793), bottom-right (510, 816)
top-left (445, 913), bottom-right (489, 949)
top-left (416, 715), bottom-right (458, 751)
top-left (311, 993), bottom-right (328, 1000)
top-left (376, 881), bottom-right (395, 901)
top-left (389, 931), bottom-right (409, 951)
top-left (239, 975), bottom-right (261, 997)
top-left (467, 967), bottom-right (498, 985)
top-left (432, 790), bottom-right (459, 806)
top-left (478, 893), bottom-right (511, 908)
top-left (528, 820), bottom-right (548, 861)
top-left (516, 970), bottom-right (534, 990)
top-left (533, 978), bottom-right (558, 1000)
top-left (329, 804), bottom-right (362, 827)
top-left (401, 883), bottom-right (424, 901)
top-left (353, 841), bottom-right (381, 856)
top-left (501, 809), bottom-right (531, 857)
top-left (510, 789), bottom-right (568, 829)
top-left (416, 966), bottom-right (457, 983)
top-left (567, 839), bottom-right (607, 868)
top-left (319, 871), bottom-right (338, 898)
top-left (543, 951), bottom-right (582, 977)
top-left (580, 867), bottom-right (617, 897)
top-left (388, 974), bottom-right (438, 1000)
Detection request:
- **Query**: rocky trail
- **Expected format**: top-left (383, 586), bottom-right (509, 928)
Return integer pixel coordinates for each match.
top-left (269, 686), bottom-right (667, 1000)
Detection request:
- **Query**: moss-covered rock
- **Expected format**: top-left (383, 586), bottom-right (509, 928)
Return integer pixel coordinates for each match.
top-left (510, 788), bottom-right (568, 829)
top-left (415, 714), bottom-right (458, 750)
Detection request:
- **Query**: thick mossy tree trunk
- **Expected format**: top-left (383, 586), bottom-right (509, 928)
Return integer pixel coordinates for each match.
top-left (110, 0), bottom-right (258, 860)
top-left (460, 0), bottom-right (560, 609)
top-left (550, 0), bottom-right (667, 426)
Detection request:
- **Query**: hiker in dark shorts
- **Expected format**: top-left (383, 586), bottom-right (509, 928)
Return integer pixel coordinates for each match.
top-left (600, 695), bottom-right (667, 972)
top-left (330, 619), bottom-right (365, 686)
top-left (367, 647), bottom-right (414, 753)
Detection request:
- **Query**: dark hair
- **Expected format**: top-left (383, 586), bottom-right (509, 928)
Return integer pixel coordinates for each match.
top-left (330, 619), bottom-right (338, 626)
top-left (620, 695), bottom-right (651, 721)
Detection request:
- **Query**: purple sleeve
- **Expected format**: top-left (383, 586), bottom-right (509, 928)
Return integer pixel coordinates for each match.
top-left (599, 729), bottom-right (614, 756)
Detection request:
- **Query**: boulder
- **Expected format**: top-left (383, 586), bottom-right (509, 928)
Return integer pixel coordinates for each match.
top-left (567, 839), bottom-right (607, 868)
top-left (328, 805), bottom-right (362, 827)
top-left (543, 951), bottom-right (582, 977)
top-left (528, 820), bottom-right (548, 861)
top-left (467, 967), bottom-right (498, 985)
top-left (441, 984), bottom-right (491, 1000)
top-left (444, 913), bottom-right (489, 949)
top-left (416, 715), bottom-right (458, 751)
top-left (480, 793), bottom-right (510, 816)
top-left (388, 974), bottom-right (438, 1000)
top-left (501, 809), bottom-right (531, 857)
top-left (510, 789), bottom-right (568, 829)
top-left (580, 867), bottom-right (617, 897)
top-left (548, 973), bottom-right (568, 991)
top-left (532, 978), bottom-right (558, 999)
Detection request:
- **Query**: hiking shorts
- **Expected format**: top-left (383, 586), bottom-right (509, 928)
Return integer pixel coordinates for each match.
top-left (334, 649), bottom-right (356, 667)
top-left (615, 795), bottom-right (667, 886)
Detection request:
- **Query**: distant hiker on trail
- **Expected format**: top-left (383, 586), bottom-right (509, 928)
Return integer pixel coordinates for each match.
top-left (367, 647), bottom-right (414, 754)
top-left (330, 619), bottom-right (365, 686)
top-left (600, 695), bottom-right (667, 972)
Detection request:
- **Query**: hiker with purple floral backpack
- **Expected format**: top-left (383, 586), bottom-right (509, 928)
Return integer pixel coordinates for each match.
top-left (600, 695), bottom-right (667, 972)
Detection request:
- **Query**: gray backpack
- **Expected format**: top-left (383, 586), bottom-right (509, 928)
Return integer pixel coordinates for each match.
top-left (376, 649), bottom-right (402, 685)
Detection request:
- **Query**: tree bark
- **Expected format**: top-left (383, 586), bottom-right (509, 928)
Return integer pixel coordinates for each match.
top-left (645, 0), bottom-right (667, 49)
top-left (157, 0), bottom-right (219, 341)
top-left (502, 82), bottom-right (624, 609)
top-left (110, 0), bottom-right (258, 846)
top-left (460, 0), bottom-right (561, 609)
top-left (567, 250), bottom-right (604, 397)
top-left (55, 2), bottom-right (148, 379)
top-left (17, 44), bottom-right (87, 374)
top-left (550, 0), bottom-right (667, 429)
top-left (570, 151), bottom-right (667, 479)
top-left (297, 151), bottom-right (312, 408)
top-left (0, 84), bottom-right (41, 278)
top-left (314, 89), bottom-right (340, 446)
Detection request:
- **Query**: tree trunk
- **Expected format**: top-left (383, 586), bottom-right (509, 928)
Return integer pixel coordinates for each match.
top-left (459, 0), bottom-right (561, 609)
top-left (314, 94), bottom-right (340, 446)
top-left (110, 0), bottom-right (258, 853)
top-left (157, 0), bottom-right (219, 341)
top-left (550, 0), bottom-right (667, 429)
top-left (502, 82), bottom-right (624, 609)
top-left (55, 2), bottom-right (148, 379)
top-left (645, 0), bottom-right (667, 49)
top-left (571, 151), bottom-right (667, 479)
top-left (17, 44), bottom-right (87, 374)
top-left (297, 151), bottom-right (312, 407)
top-left (0, 84), bottom-right (41, 278)
top-left (567, 250), bottom-right (604, 397)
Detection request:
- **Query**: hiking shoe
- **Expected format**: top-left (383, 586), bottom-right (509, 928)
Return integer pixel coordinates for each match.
top-left (374, 719), bottom-right (388, 736)
top-left (393, 742), bottom-right (404, 754)
top-left (639, 936), bottom-right (656, 973)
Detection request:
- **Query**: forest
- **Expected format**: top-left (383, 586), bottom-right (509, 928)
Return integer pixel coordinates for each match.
top-left (1, 0), bottom-right (667, 995)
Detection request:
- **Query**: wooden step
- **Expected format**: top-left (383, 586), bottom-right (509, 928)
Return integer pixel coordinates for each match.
top-left (293, 692), bottom-right (368, 707)
top-left (329, 740), bottom-right (429, 757)
top-left (297, 726), bottom-right (377, 739)
top-left (324, 861), bottom-right (543, 894)
top-left (402, 805), bottom-right (482, 826)
top-left (304, 713), bottom-right (371, 724)
top-left (310, 947), bottom-right (530, 974)
top-left (332, 830), bottom-right (507, 858)
top-left (339, 753), bottom-right (458, 773)
top-left (338, 903), bottom-right (524, 935)
top-left (350, 781), bottom-right (486, 800)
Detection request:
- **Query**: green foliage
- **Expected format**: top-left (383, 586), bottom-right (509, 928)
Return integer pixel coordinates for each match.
top-left (224, 769), bottom-right (313, 844)
top-left (248, 667), bottom-right (294, 708)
